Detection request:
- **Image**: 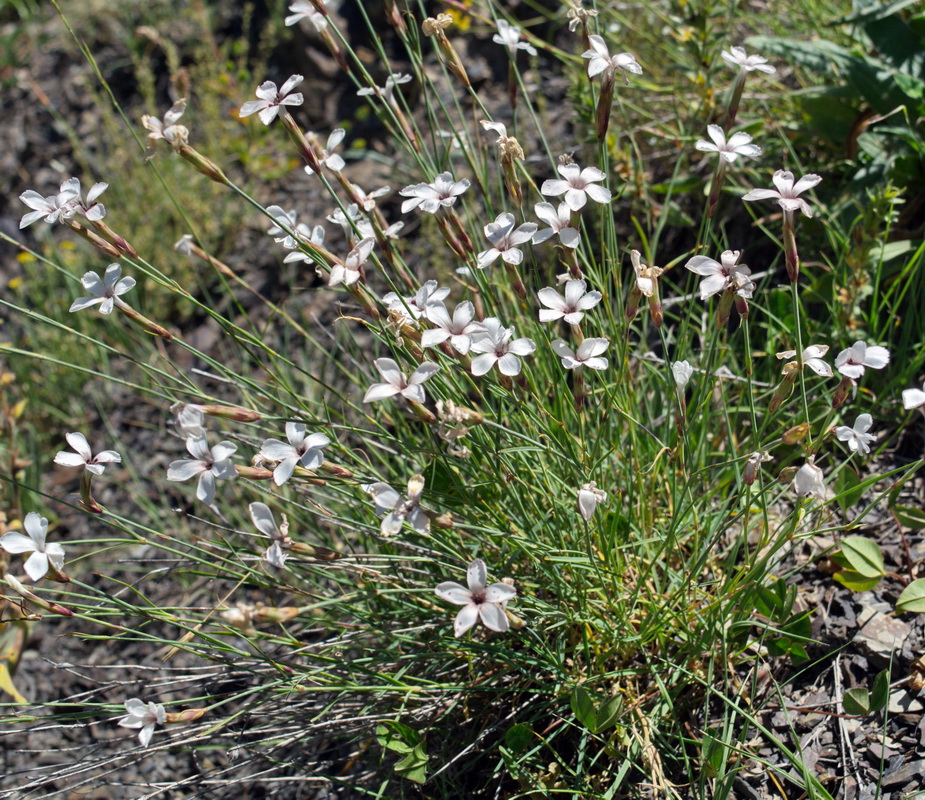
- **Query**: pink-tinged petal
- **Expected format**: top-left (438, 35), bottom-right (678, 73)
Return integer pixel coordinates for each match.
top-left (902, 388), bottom-right (925, 409)
top-left (211, 442), bottom-right (237, 461)
top-left (196, 471), bottom-right (217, 504)
top-left (453, 604), bottom-right (479, 637)
top-left (741, 188), bottom-right (779, 202)
top-left (695, 139), bottom-right (718, 154)
top-left (409, 362), bottom-right (440, 385)
top-left (837, 363), bottom-right (865, 380)
top-left (804, 358), bottom-right (832, 377)
top-left (863, 346), bottom-right (890, 369)
top-left (84, 462), bottom-right (106, 476)
top-left (501, 248), bottom-right (524, 265)
top-left (279, 74), bottom-right (304, 95)
top-left (373, 358), bottom-right (403, 385)
top-left (476, 248), bottom-right (501, 269)
top-left (261, 440), bottom-right (297, 460)
top-left (98, 297), bottom-right (115, 315)
top-left (449, 334), bottom-right (472, 354)
top-left (497, 353), bottom-right (523, 376)
top-left (706, 124), bottom-right (726, 147)
top-left (507, 337), bottom-right (536, 356)
top-left (280, 93), bottom-right (304, 107)
top-left (436, 581), bottom-right (472, 605)
top-left (578, 489), bottom-right (597, 521)
top-left (45, 542), bottom-right (64, 571)
top-left (771, 170), bottom-right (795, 195)
top-left (534, 202), bottom-right (558, 226)
top-left (539, 308), bottom-right (565, 323)
top-left (364, 383), bottom-right (401, 403)
top-left (19, 209), bottom-right (49, 228)
top-left (563, 279), bottom-right (587, 307)
top-left (854, 413), bottom-right (873, 434)
top-left (324, 153), bottom-right (345, 171)
top-left (167, 458), bottom-right (205, 482)
top-left (558, 227), bottom-right (581, 248)
top-left (114, 277), bottom-right (136, 296)
top-left (94, 450), bottom-right (121, 464)
top-left (564, 188), bottom-right (587, 212)
top-left (303, 432), bottom-right (330, 450)
top-left (64, 432), bottom-right (92, 460)
top-left (23, 551), bottom-right (50, 581)
top-left (478, 602), bottom-right (509, 632)
top-left (540, 179), bottom-right (570, 197)
top-left (272, 456), bottom-right (299, 486)
top-left (792, 174), bottom-right (822, 194)
top-left (467, 559), bottom-right (487, 591)
top-left (258, 106), bottom-right (281, 125)
top-left (470, 353), bottom-right (497, 377)
top-left (580, 166), bottom-right (607, 183)
top-left (186, 436), bottom-right (212, 460)
top-left (238, 100), bottom-right (267, 118)
top-left (485, 583), bottom-right (516, 603)
top-left (551, 339), bottom-right (575, 359)
top-left (54, 451), bottom-right (87, 467)
top-left (586, 56), bottom-right (609, 77)
top-left (684, 256), bottom-right (720, 276)
top-left (584, 184), bottom-right (611, 205)
top-left (421, 328), bottom-right (451, 348)
top-left (579, 338), bottom-right (610, 359)
top-left (69, 296), bottom-right (104, 313)
top-left (538, 287), bottom-right (567, 311)
top-left (698, 273), bottom-right (727, 299)
top-left (366, 482), bottom-right (400, 512)
top-left (400, 384), bottom-right (426, 404)
top-left (138, 723), bottom-right (155, 748)
top-left (583, 356), bottom-right (608, 370)
top-left (803, 345), bottom-right (828, 360)
top-left (1, 532), bottom-right (37, 555)
top-left (249, 502), bottom-right (278, 536)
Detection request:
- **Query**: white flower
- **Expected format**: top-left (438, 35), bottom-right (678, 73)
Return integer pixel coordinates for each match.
top-left (476, 213), bottom-right (538, 269)
top-left (836, 413), bottom-right (876, 456)
top-left (493, 19), bottom-right (537, 56)
top-left (239, 75), bottom-right (304, 125)
top-left (166, 436), bottom-right (237, 505)
top-left (722, 46), bottom-right (776, 74)
top-left (363, 359), bottom-right (440, 404)
top-left (260, 423), bottom-right (330, 486)
top-left (399, 172), bottom-right (470, 214)
top-left (581, 35), bottom-right (642, 82)
top-left (532, 202), bottom-right (580, 248)
top-left (19, 183), bottom-right (78, 228)
top-left (364, 477), bottom-right (429, 536)
top-left (631, 250), bottom-right (663, 297)
top-left (551, 338), bottom-right (609, 370)
top-left (684, 249), bottom-right (752, 300)
top-left (793, 460), bottom-right (826, 500)
top-left (69, 264), bottom-right (136, 315)
top-left (328, 237), bottom-right (375, 287)
top-left (357, 72), bottom-right (412, 102)
top-left (250, 502), bottom-right (290, 567)
top-left (567, 2), bottom-right (599, 32)
top-left (902, 382), bottom-right (925, 410)
top-left (118, 698), bottom-right (166, 748)
top-left (578, 482), bottom-right (607, 521)
top-left (744, 451), bottom-right (773, 485)
top-left (695, 125), bottom-right (761, 163)
top-left (53, 432), bottom-right (121, 475)
top-left (469, 318), bottom-right (536, 377)
top-left (317, 128), bottom-right (346, 171)
top-left (382, 280), bottom-right (450, 325)
top-left (775, 345), bottom-right (832, 377)
top-left (672, 360), bottom-right (694, 390)
top-left (285, 0), bottom-right (327, 30)
top-left (421, 302), bottom-right (485, 355)
top-left (141, 99), bottom-right (188, 148)
top-left (436, 559), bottom-right (516, 637)
top-left (834, 341), bottom-right (890, 380)
top-left (540, 163), bottom-right (611, 212)
top-left (170, 403), bottom-right (206, 439)
top-left (0, 512), bottom-right (65, 582)
top-left (57, 177), bottom-right (108, 221)
top-left (351, 183), bottom-right (391, 212)
top-left (742, 170), bottom-right (822, 218)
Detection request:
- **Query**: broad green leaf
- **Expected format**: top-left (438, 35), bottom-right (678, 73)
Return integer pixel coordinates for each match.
top-left (835, 470), bottom-right (863, 514)
top-left (894, 505), bottom-right (925, 530)
top-left (505, 723), bottom-right (533, 753)
top-left (843, 688), bottom-right (871, 715)
top-left (833, 570), bottom-right (882, 592)
top-left (596, 695), bottom-right (623, 733)
top-left (870, 670), bottom-right (890, 711)
top-left (897, 579), bottom-right (925, 613)
top-left (571, 686), bottom-right (597, 731)
top-left (841, 537), bottom-right (885, 578)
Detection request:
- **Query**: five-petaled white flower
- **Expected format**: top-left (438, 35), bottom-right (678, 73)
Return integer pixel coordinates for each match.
top-left (903, 381), bottom-right (925, 410)
top-left (836, 413), bottom-right (876, 456)
top-left (260, 423), bottom-right (330, 486)
top-left (436, 559), bottom-right (517, 638)
top-left (364, 476), bottom-right (430, 536)
top-left (541, 163), bottom-right (611, 212)
top-left (19, 183), bottom-right (78, 228)
top-left (743, 170), bottom-right (822, 218)
top-left (399, 172), bottom-right (470, 214)
top-left (469, 318), bottom-right (536, 377)
top-left (672, 360), bottom-right (694, 390)
top-left (685, 250), bottom-right (752, 300)
top-left (695, 125), bottom-right (761, 163)
top-left (382, 280), bottom-right (450, 325)
top-left (56, 177), bottom-right (108, 221)
top-left (328, 237), bottom-right (375, 287)
top-left (54, 432), bottom-right (121, 475)
top-left (357, 72), bottom-right (412, 102)
top-left (239, 75), bottom-right (304, 125)
top-left (363, 359), bottom-right (440, 404)
top-left (422, 302), bottom-right (485, 355)
top-left (69, 264), bottom-right (136, 315)
top-left (0, 512), bottom-right (65, 582)
top-left (582, 35), bottom-right (642, 82)
top-left (793, 460), bottom-right (826, 500)
top-left (538, 280), bottom-right (602, 324)
top-left (167, 436), bottom-right (237, 505)
top-left (578, 482), bottom-right (607, 521)
top-left (776, 345), bottom-right (833, 377)
top-left (834, 341), bottom-right (890, 380)
top-left (118, 698), bottom-right (166, 748)
top-left (285, 0), bottom-right (328, 30)
top-left (141, 99), bottom-right (188, 149)
top-left (552, 338), bottom-right (609, 370)
top-left (722, 46), bottom-right (776, 74)
top-left (532, 202), bottom-right (580, 248)
top-left (493, 19), bottom-right (537, 56)
top-left (476, 213), bottom-right (538, 269)
top-left (250, 502), bottom-right (291, 567)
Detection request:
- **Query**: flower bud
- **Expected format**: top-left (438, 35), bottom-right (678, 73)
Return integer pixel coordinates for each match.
top-left (165, 708), bottom-right (207, 723)
top-left (201, 405), bottom-right (262, 422)
top-left (290, 542), bottom-right (342, 561)
top-left (782, 422), bottom-right (810, 445)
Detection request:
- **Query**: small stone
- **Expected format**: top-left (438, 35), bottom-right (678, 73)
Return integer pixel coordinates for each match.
top-left (854, 608), bottom-right (912, 667)
top-left (888, 688), bottom-right (923, 714)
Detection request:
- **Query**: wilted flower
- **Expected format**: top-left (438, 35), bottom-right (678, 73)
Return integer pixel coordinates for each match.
top-left (422, 302), bottom-right (485, 354)
top-left (54, 432), bottom-right (121, 475)
top-left (493, 19), bottom-right (537, 56)
top-left (793, 460), bottom-right (826, 500)
top-left (903, 381), bottom-right (925, 410)
top-left (469, 318), bottom-right (536, 377)
top-left (250, 502), bottom-right (291, 567)
top-left (118, 698), bottom-right (166, 748)
top-left (285, 0), bottom-right (327, 30)
top-left (581, 35), bottom-right (642, 82)
top-left (537, 279), bottom-right (602, 324)
top-left (141, 99), bottom-right (188, 150)
top-left (399, 172), bottom-right (470, 214)
top-left (363, 359), bottom-right (440, 404)
top-left (260, 423), bottom-right (330, 486)
top-left (551, 338), bottom-right (610, 370)
top-left (69, 264), bottom-right (136, 315)
top-left (0, 512), bottom-right (65, 582)
top-left (685, 249), bottom-right (751, 300)
top-left (541, 163), bottom-right (611, 211)
top-left (166, 436), bottom-right (237, 505)
top-left (364, 476), bottom-right (429, 536)
top-left (239, 75), bottom-right (304, 125)
top-left (382, 280), bottom-right (450, 325)
top-left (567, 2), bottom-right (599, 32)
top-left (776, 345), bottom-right (833, 377)
top-left (695, 125), bottom-right (761, 163)
top-left (329, 237), bottom-right (375, 287)
top-left (316, 128), bottom-right (346, 171)
top-left (743, 451), bottom-right (772, 485)
top-left (836, 413), bottom-right (876, 456)
top-left (350, 183), bottom-right (391, 212)
top-left (357, 72), bottom-right (412, 102)
top-left (19, 183), bottom-right (78, 228)
top-left (476, 212), bottom-right (538, 269)
top-left (672, 360), bottom-right (694, 391)
top-left (578, 482), bottom-right (607, 521)
top-left (722, 46), bottom-right (776, 74)
top-left (834, 341), bottom-right (890, 380)
top-left (435, 558), bottom-right (517, 637)
top-left (743, 170), bottom-right (821, 218)
top-left (171, 403), bottom-right (207, 439)
top-left (532, 202), bottom-right (580, 248)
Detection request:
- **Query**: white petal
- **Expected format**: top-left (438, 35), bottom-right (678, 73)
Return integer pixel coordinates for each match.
top-left (453, 604), bottom-right (479, 637)
top-left (435, 581), bottom-right (471, 605)
top-left (478, 602), bottom-right (509, 633)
